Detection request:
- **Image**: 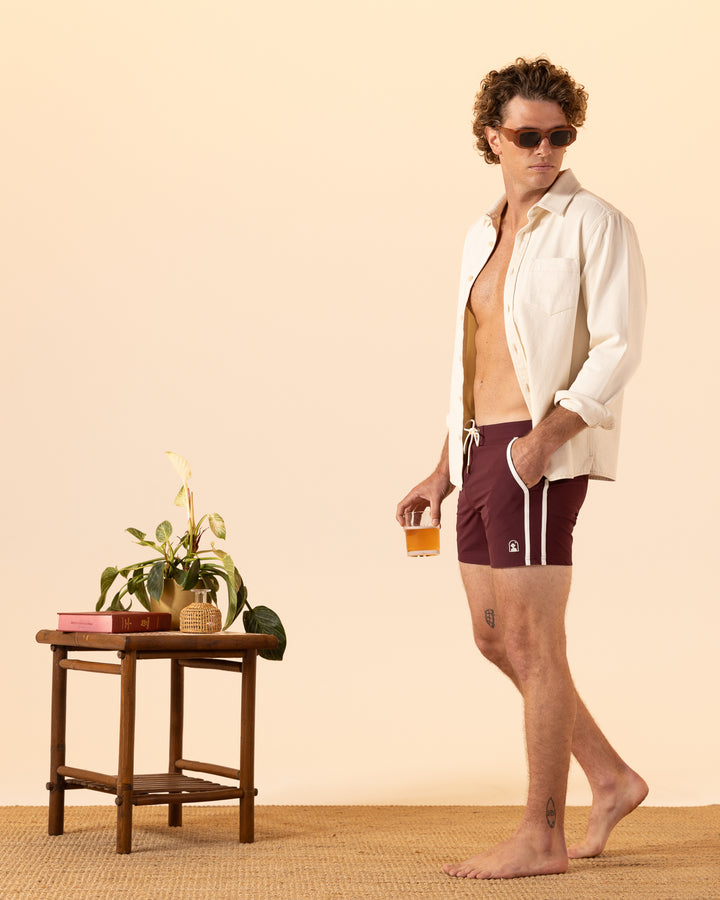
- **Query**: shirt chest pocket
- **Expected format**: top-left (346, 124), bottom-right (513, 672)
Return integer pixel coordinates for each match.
top-left (526, 258), bottom-right (580, 315)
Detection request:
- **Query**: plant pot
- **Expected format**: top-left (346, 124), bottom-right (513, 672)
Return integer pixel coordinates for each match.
top-left (149, 579), bottom-right (196, 630)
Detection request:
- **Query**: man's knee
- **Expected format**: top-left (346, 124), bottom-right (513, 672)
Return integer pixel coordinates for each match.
top-left (503, 620), bottom-right (568, 683)
top-left (473, 629), bottom-right (506, 665)
top-left (491, 565), bottom-right (571, 674)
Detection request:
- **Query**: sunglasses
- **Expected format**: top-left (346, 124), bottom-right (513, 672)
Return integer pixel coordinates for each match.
top-left (496, 125), bottom-right (577, 149)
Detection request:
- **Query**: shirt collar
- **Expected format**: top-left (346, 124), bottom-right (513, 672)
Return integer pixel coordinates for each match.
top-left (485, 169), bottom-right (582, 225)
top-left (534, 169), bottom-right (581, 216)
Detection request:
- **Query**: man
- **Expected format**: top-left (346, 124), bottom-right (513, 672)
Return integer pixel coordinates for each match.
top-left (396, 57), bottom-right (648, 880)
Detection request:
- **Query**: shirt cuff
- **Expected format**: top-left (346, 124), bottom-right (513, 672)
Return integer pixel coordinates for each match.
top-left (555, 391), bottom-right (616, 429)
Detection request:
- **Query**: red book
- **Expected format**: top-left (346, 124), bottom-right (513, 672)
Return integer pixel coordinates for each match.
top-left (57, 611), bottom-right (172, 633)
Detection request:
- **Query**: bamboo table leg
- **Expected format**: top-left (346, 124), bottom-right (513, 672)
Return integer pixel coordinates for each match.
top-left (48, 646), bottom-right (67, 836)
top-left (239, 648), bottom-right (257, 843)
top-left (116, 650), bottom-right (137, 854)
top-left (168, 657), bottom-right (183, 828)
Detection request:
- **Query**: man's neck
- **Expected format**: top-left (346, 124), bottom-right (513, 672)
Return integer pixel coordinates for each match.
top-left (500, 172), bottom-right (560, 233)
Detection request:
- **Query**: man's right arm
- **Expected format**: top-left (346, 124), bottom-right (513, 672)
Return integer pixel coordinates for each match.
top-left (395, 435), bottom-right (455, 527)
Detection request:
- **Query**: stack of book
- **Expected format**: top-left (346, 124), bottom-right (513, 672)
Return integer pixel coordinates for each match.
top-left (57, 611), bottom-right (172, 633)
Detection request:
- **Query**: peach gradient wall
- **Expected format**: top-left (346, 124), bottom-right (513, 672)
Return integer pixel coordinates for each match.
top-left (2, 1), bottom-right (718, 808)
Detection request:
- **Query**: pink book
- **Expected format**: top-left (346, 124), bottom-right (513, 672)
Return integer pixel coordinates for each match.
top-left (57, 611), bottom-right (172, 633)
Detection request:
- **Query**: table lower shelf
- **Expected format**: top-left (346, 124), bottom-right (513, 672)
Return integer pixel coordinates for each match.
top-left (62, 772), bottom-right (246, 805)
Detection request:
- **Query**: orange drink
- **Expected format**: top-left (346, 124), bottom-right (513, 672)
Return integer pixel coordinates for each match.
top-left (403, 509), bottom-right (440, 556)
top-left (405, 525), bottom-right (440, 556)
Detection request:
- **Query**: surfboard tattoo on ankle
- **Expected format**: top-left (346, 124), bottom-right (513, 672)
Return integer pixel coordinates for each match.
top-left (545, 797), bottom-right (557, 828)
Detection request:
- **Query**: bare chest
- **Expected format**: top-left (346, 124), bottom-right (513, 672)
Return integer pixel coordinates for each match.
top-left (468, 231), bottom-right (515, 326)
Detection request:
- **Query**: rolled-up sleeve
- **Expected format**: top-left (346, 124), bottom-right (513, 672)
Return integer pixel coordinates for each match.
top-left (555, 210), bottom-right (647, 428)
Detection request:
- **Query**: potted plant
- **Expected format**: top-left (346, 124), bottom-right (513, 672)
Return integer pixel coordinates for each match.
top-left (96, 452), bottom-right (286, 660)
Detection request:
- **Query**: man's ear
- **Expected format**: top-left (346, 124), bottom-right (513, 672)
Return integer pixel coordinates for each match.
top-left (485, 125), bottom-right (502, 158)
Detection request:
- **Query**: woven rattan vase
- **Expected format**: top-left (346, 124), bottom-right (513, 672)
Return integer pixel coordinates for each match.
top-left (179, 588), bottom-right (222, 633)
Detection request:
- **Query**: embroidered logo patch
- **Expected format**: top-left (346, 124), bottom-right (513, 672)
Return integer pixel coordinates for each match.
top-left (508, 540), bottom-right (519, 553)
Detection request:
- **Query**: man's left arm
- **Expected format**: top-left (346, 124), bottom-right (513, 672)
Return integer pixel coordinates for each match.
top-left (511, 405), bottom-right (587, 487)
top-left (513, 209), bottom-right (647, 487)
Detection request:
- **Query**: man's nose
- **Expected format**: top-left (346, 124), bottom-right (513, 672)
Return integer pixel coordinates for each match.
top-left (536, 137), bottom-right (553, 153)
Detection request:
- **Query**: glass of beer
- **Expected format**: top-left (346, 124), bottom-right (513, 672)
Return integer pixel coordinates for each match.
top-left (404, 508), bottom-right (440, 557)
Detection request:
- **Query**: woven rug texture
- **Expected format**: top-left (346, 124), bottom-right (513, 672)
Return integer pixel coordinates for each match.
top-left (2, 805), bottom-right (718, 900)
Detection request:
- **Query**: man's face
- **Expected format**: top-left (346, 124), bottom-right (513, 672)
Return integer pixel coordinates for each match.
top-left (486, 96), bottom-right (570, 194)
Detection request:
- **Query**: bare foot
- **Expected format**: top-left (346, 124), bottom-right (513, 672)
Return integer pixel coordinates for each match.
top-left (568, 770), bottom-right (649, 858)
top-left (443, 832), bottom-right (568, 880)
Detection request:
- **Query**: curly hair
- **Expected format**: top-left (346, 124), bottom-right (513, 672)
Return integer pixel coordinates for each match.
top-left (472, 57), bottom-right (588, 164)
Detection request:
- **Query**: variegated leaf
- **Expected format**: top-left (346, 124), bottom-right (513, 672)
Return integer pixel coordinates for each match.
top-left (208, 513), bottom-right (226, 539)
top-left (165, 451), bottom-right (192, 483)
top-left (155, 520), bottom-right (173, 543)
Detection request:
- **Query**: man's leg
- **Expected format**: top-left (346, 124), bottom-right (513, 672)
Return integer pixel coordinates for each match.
top-left (445, 564), bottom-right (575, 878)
top-left (447, 563), bottom-right (647, 875)
top-left (567, 697), bottom-right (648, 857)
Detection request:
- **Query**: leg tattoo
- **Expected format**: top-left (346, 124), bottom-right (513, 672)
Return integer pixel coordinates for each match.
top-left (484, 608), bottom-right (496, 628)
top-left (546, 797), bottom-right (557, 829)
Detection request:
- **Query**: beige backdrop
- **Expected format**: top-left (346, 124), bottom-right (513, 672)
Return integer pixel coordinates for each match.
top-left (2, 0), bottom-right (718, 808)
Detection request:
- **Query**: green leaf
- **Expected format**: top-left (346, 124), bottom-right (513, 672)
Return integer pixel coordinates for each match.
top-left (173, 484), bottom-right (187, 508)
top-left (208, 513), bottom-right (226, 540)
top-left (155, 520), bottom-right (173, 543)
top-left (221, 553), bottom-right (237, 589)
top-left (200, 572), bottom-right (220, 593)
top-left (224, 591), bottom-right (237, 629)
top-left (182, 558), bottom-right (201, 590)
top-left (109, 591), bottom-right (131, 612)
top-left (126, 528), bottom-right (162, 551)
top-left (211, 553), bottom-right (241, 586)
top-left (97, 566), bottom-right (119, 609)
top-left (147, 561), bottom-right (165, 601)
top-left (131, 569), bottom-right (151, 611)
top-left (118, 557), bottom-right (161, 578)
top-left (100, 566), bottom-right (118, 593)
top-left (212, 564), bottom-right (238, 629)
top-left (224, 582), bottom-right (249, 628)
top-left (242, 605), bottom-right (286, 661)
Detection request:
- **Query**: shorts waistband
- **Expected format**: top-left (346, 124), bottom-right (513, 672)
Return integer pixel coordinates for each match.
top-left (463, 419), bottom-right (532, 450)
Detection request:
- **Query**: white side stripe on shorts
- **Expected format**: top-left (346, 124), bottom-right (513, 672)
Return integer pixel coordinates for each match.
top-left (506, 438), bottom-right (549, 566)
top-left (540, 478), bottom-right (549, 566)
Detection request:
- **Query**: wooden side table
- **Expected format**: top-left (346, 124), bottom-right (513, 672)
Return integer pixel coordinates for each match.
top-left (36, 629), bottom-right (278, 854)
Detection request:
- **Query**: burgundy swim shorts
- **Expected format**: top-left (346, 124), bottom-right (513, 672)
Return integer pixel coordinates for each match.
top-left (456, 420), bottom-right (588, 568)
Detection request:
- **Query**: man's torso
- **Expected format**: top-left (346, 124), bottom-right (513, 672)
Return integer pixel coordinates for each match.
top-left (468, 210), bottom-right (530, 426)
top-left (446, 169), bottom-right (647, 487)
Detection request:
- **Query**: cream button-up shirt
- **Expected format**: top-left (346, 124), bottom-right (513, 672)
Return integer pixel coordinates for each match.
top-left (447, 169), bottom-right (647, 488)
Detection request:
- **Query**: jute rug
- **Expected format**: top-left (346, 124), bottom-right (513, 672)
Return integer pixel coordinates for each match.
top-left (1, 805), bottom-right (718, 900)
